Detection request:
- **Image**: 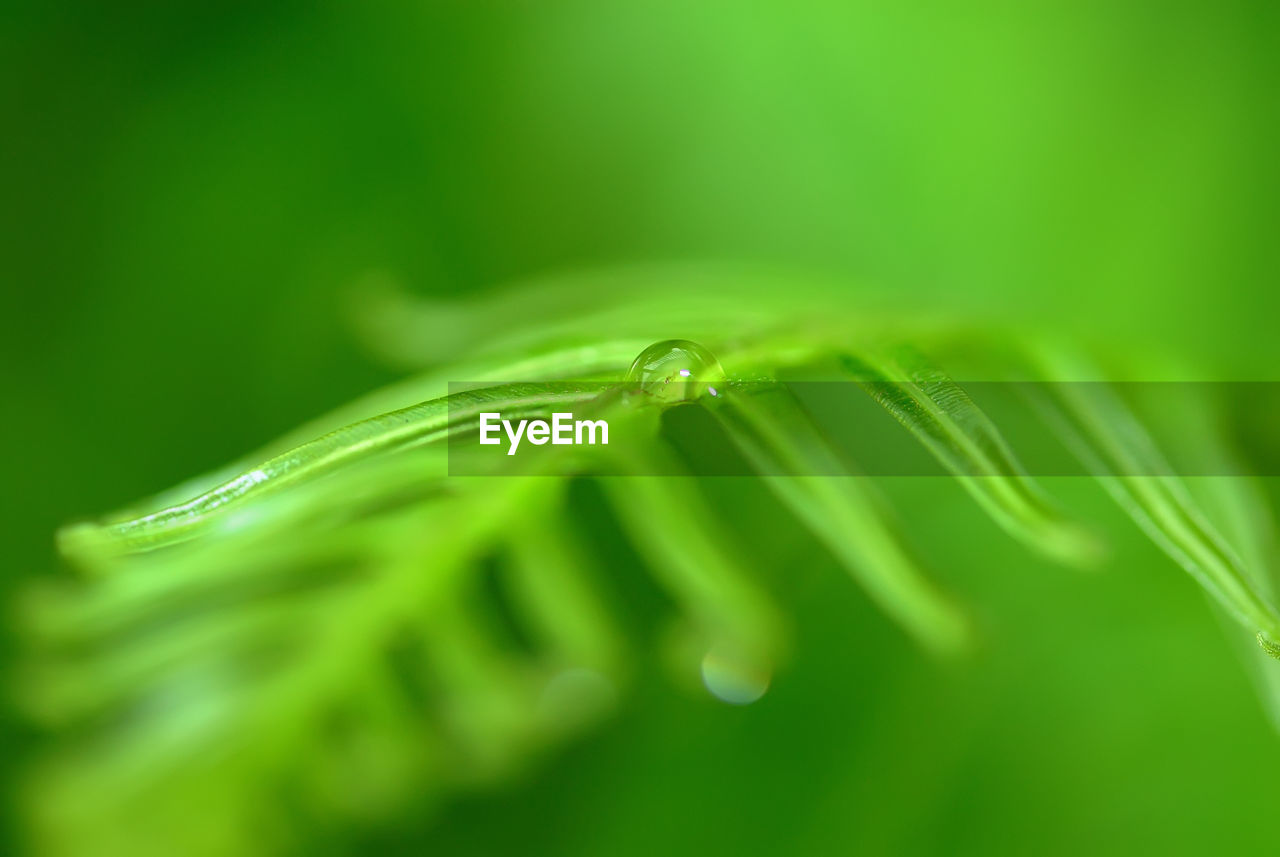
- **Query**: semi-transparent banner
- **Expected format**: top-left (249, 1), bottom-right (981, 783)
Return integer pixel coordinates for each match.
top-left (444, 381), bottom-right (1279, 477)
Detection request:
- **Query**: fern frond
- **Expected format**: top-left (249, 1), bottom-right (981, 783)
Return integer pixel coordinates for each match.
top-left (19, 271), bottom-right (1280, 857)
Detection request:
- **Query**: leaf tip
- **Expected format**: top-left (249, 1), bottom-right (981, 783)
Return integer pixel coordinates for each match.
top-left (1257, 632), bottom-right (1280, 661)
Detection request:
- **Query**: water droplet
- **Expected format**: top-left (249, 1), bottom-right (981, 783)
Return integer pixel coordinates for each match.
top-left (700, 645), bottom-right (771, 705)
top-left (625, 339), bottom-right (726, 403)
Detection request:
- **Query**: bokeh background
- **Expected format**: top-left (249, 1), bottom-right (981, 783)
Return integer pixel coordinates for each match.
top-left (5, 2), bottom-right (1280, 854)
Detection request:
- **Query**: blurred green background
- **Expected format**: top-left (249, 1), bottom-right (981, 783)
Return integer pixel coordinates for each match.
top-left (4, 2), bottom-right (1280, 854)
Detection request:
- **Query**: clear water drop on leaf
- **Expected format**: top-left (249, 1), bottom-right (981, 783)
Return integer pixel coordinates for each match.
top-left (700, 644), bottom-right (771, 705)
top-left (625, 339), bottom-right (726, 402)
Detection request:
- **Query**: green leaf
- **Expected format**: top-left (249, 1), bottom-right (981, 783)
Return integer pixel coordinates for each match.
top-left (1027, 348), bottom-right (1280, 646)
top-left (710, 384), bottom-right (972, 657)
top-left (601, 448), bottom-right (787, 682)
top-left (841, 347), bottom-right (1102, 567)
top-left (58, 382), bottom-right (609, 561)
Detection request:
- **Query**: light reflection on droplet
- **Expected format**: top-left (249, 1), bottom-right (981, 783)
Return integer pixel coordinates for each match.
top-left (625, 339), bottom-right (726, 403)
top-left (700, 646), bottom-right (770, 705)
